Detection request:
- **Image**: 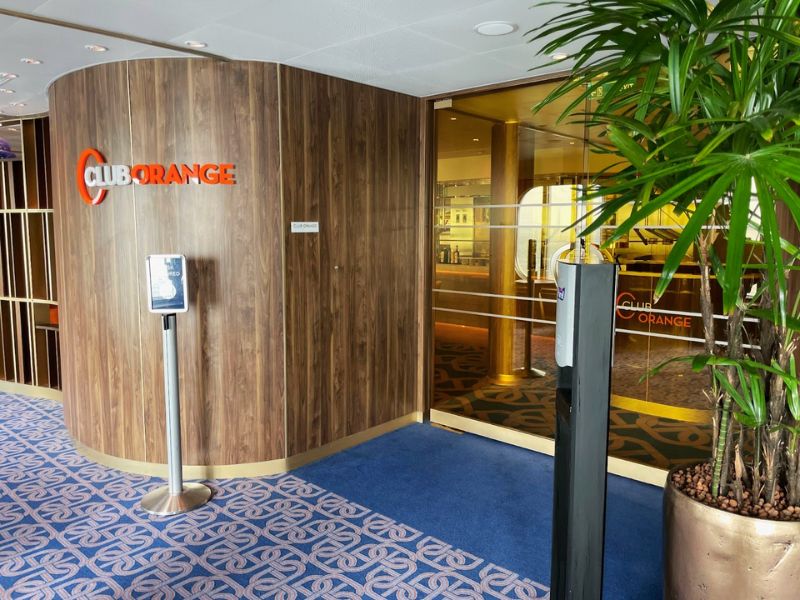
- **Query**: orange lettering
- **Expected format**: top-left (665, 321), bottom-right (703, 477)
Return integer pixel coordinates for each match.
top-left (131, 165), bottom-right (148, 184)
top-left (180, 164), bottom-right (200, 182)
top-left (149, 164), bottom-right (166, 184)
top-left (199, 164), bottom-right (220, 184)
top-left (218, 163), bottom-right (235, 184)
top-left (164, 164), bottom-right (183, 184)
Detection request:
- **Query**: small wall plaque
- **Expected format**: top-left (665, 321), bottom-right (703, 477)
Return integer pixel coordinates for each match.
top-left (291, 221), bottom-right (320, 233)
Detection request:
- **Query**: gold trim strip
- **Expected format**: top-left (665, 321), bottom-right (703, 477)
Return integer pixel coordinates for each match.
top-left (611, 394), bottom-right (712, 425)
top-left (429, 408), bottom-right (667, 487)
top-left (0, 380), bottom-right (62, 402)
top-left (72, 412), bottom-right (424, 479)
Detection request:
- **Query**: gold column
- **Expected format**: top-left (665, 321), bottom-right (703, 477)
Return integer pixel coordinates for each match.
top-left (488, 121), bottom-right (519, 383)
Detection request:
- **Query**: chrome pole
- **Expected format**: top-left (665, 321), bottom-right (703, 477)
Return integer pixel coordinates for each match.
top-left (141, 312), bottom-right (212, 515)
top-left (163, 314), bottom-right (183, 496)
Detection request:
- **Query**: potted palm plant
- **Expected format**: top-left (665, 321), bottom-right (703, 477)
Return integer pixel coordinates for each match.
top-left (529, 0), bottom-right (800, 597)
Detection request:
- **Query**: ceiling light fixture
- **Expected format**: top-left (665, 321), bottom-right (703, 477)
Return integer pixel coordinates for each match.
top-left (0, 89), bottom-right (15, 94)
top-left (472, 138), bottom-right (480, 142)
top-left (0, 73), bottom-right (17, 80)
top-left (20, 58), bottom-right (42, 65)
top-left (85, 44), bottom-right (108, 52)
top-left (10, 102), bottom-right (25, 107)
top-left (450, 117), bottom-right (457, 121)
top-left (551, 52), bottom-right (568, 61)
top-left (473, 21), bottom-right (518, 36)
top-left (184, 40), bottom-right (208, 49)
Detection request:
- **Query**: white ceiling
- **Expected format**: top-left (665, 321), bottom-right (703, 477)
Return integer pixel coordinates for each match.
top-left (0, 0), bottom-right (572, 117)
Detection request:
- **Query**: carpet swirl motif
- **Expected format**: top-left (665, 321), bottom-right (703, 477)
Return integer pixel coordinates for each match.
top-left (434, 338), bottom-right (711, 470)
top-left (0, 394), bottom-right (548, 599)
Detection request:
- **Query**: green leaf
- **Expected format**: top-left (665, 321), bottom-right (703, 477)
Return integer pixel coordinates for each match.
top-left (668, 36), bottom-right (683, 115)
top-left (654, 170), bottom-right (737, 302)
top-left (721, 173), bottom-right (752, 313)
top-left (607, 125), bottom-right (648, 170)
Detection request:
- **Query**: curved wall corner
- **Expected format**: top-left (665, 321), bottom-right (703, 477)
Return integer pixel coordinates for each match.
top-left (49, 59), bottom-right (286, 466)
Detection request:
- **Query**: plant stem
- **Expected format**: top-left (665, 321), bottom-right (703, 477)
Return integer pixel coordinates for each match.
top-left (719, 305), bottom-right (744, 498)
top-left (753, 427), bottom-right (762, 499)
top-left (712, 396), bottom-right (732, 498)
top-left (697, 236), bottom-right (716, 357)
top-left (789, 433), bottom-right (799, 506)
top-left (719, 414), bottom-right (735, 497)
top-left (733, 424), bottom-right (745, 505)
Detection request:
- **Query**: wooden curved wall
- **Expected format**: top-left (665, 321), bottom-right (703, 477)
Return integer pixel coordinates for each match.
top-left (49, 59), bottom-right (422, 467)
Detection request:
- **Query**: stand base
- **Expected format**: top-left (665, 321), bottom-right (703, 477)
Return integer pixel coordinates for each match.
top-left (141, 482), bottom-right (212, 516)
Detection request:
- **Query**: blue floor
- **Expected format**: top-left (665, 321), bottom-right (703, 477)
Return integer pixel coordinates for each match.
top-left (296, 423), bottom-right (663, 599)
top-left (1, 394), bottom-right (662, 598)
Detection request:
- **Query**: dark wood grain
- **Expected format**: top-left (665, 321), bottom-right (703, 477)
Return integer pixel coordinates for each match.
top-left (280, 66), bottom-right (421, 455)
top-left (50, 59), bottom-right (423, 467)
top-left (49, 62), bottom-right (145, 460)
top-left (127, 60), bottom-right (285, 465)
top-left (50, 60), bottom-right (285, 465)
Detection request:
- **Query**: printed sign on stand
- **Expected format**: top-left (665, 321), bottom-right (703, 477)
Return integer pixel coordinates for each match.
top-left (146, 255), bottom-right (188, 313)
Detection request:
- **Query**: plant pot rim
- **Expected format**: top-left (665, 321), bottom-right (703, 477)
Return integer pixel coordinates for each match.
top-left (667, 462), bottom-right (800, 529)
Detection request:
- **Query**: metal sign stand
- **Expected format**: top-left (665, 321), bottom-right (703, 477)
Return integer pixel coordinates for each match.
top-left (141, 313), bottom-right (212, 515)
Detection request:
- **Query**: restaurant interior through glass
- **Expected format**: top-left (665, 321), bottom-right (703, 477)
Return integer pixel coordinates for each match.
top-left (431, 80), bottom-right (726, 470)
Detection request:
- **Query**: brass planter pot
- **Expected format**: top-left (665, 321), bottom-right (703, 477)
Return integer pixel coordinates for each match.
top-left (664, 466), bottom-right (800, 600)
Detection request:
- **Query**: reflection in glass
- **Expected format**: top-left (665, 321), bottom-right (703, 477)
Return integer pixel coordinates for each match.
top-left (431, 86), bottom-right (714, 470)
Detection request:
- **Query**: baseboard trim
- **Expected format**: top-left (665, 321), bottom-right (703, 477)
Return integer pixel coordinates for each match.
top-left (0, 380), bottom-right (62, 402)
top-left (429, 408), bottom-right (667, 487)
top-left (72, 411), bottom-right (424, 479)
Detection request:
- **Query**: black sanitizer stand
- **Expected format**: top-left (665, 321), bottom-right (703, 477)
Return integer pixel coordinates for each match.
top-left (551, 261), bottom-right (617, 600)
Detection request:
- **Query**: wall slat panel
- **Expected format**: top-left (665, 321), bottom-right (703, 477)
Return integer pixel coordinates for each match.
top-left (280, 66), bottom-right (420, 456)
top-left (127, 60), bottom-right (285, 464)
top-left (51, 60), bottom-right (285, 465)
top-left (49, 62), bottom-right (144, 459)
top-left (50, 59), bottom-right (421, 467)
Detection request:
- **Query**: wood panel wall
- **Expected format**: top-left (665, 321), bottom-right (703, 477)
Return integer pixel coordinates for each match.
top-left (280, 66), bottom-right (420, 455)
top-left (50, 62), bottom-right (145, 461)
top-left (50, 60), bottom-right (285, 465)
top-left (49, 59), bottom-right (422, 466)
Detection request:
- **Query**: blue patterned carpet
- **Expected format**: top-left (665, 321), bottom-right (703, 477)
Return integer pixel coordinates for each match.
top-left (0, 394), bottom-right (549, 599)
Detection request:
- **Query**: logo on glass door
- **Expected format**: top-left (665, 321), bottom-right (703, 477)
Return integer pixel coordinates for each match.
top-left (616, 291), bottom-right (692, 328)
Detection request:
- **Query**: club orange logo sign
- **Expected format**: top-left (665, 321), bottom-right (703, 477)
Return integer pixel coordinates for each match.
top-left (616, 291), bottom-right (692, 328)
top-left (77, 148), bottom-right (236, 206)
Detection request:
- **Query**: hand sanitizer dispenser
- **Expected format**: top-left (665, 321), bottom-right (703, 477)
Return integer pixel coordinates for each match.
top-left (555, 261), bottom-right (577, 368)
top-left (551, 260), bottom-right (617, 600)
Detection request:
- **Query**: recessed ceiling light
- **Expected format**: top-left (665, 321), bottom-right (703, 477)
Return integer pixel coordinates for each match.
top-left (10, 102), bottom-right (25, 107)
top-left (85, 44), bottom-right (108, 52)
top-left (472, 138), bottom-right (480, 142)
top-left (0, 89), bottom-right (15, 94)
top-left (0, 73), bottom-right (17, 80)
top-left (473, 21), bottom-right (518, 36)
top-left (551, 52), bottom-right (569, 61)
top-left (20, 58), bottom-right (42, 65)
top-left (569, 141), bottom-right (575, 145)
top-left (8, 127), bottom-right (18, 132)
top-left (184, 40), bottom-right (207, 49)
top-left (450, 117), bottom-right (457, 121)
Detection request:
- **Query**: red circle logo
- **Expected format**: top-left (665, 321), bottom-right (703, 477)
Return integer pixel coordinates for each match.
top-left (76, 148), bottom-right (107, 206)
top-left (615, 291), bottom-right (637, 320)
